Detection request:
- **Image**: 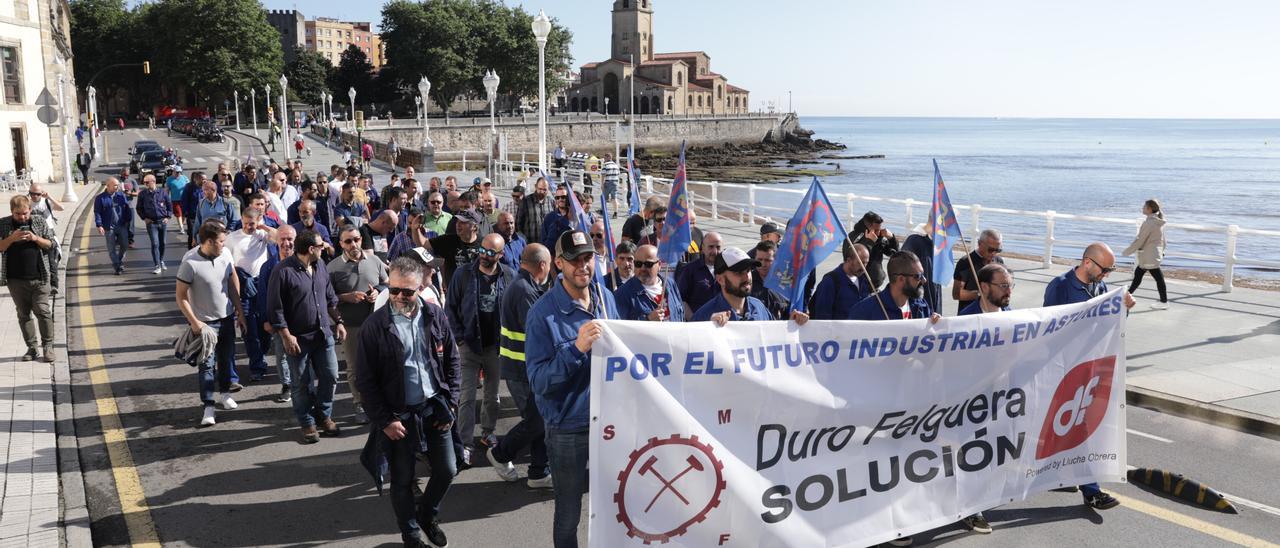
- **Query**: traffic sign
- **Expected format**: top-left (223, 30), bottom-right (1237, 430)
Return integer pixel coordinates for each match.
top-left (37, 106), bottom-right (59, 125)
top-left (36, 88), bottom-right (58, 107)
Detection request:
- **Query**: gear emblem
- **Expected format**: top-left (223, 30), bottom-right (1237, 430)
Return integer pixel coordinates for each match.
top-left (613, 434), bottom-right (727, 544)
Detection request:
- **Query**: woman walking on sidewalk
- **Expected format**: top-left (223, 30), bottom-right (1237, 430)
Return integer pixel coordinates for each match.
top-left (1124, 198), bottom-right (1168, 309)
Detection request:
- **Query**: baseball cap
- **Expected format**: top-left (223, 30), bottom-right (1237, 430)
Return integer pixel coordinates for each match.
top-left (512, 184), bottom-right (526, 194)
top-left (454, 209), bottom-right (483, 225)
top-left (760, 222), bottom-right (781, 237)
top-left (406, 247), bottom-right (445, 268)
top-left (556, 230), bottom-right (595, 260)
top-left (714, 247), bottom-right (760, 274)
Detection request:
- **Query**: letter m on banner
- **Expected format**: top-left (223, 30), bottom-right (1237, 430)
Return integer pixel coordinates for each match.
top-left (765, 176), bottom-right (846, 313)
top-left (930, 159), bottom-right (965, 284)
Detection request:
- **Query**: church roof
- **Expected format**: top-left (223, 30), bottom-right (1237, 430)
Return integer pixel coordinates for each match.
top-left (653, 51), bottom-right (708, 59)
top-left (633, 76), bottom-right (677, 90)
top-left (727, 84), bottom-right (749, 93)
top-left (686, 82), bottom-right (712, 92)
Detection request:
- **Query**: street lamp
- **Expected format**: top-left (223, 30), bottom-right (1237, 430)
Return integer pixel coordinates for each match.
top-left (417, 76), bottom-right (435, 170)
top-left (319, 91), bottom-right (326, 125)
top-left (251, 88), bottom-right (258, 137)
top-left (234, 90), bottom-right (241, 131)
top-left (483, 69), bottom-right (500, 177)
top-left (532, 9), bottom-right (551, 173)
top-left (56, 69), bottom-right (77, 202)
top-left (415, 95), bottom-right (422, 126)
top-left (264, 84), bottom-right (272, 149)
top-left (87, 85), bottom-right (99, 160)
top-left (348, 87), bottom-right (356, 131)
top-left (279, 74), bottom-right (290, 160)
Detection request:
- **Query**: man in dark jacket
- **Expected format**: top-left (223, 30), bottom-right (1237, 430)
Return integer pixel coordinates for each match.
top-left (810, 242), bottom-right (873, 320)
top-left (355, 257), bottom-right (460, 548)
top-left (486, 243), bottom-right (553, 488)
top-left (749, 241), bottom-right (791, 320)
top-left (448, 233), bottom-right (514, 459)
top-left (93, 177), bottom-right (133, 275)
top-left (849, 250), bottom-right (939, 322)
top-left (613, 244), bottom-right (684, 322)
top-left (135, 173), bottom-right (173, 274)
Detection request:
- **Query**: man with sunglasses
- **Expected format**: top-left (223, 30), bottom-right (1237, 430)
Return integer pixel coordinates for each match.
top-left (952, 229), bottom-right (1005, 314)
top-left (1041, 241), bottom-right (1134, 511)
top-left (354, 257), bottom-right (460, 548)
top-left (849, 250), bottom-right (942, 323)
top-left (539, 186), bottom-right (574, 250)
top-left (526, 230), bottom-right (619, 547)
top-left (448, 233), bottom-right (514, 461)
top-left (614, 244), bottom-right (684, 322)
top-left (424, 210), bottom-right (485, 293)
top-left (266, 230), bottom-right (348, 443)
top-left (420, 191), bottom-right (451, 237)
top-left (329, 225), bottom-right (389, 425)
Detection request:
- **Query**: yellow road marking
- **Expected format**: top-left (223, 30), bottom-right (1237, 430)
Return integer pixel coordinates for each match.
top-left (76, 215), bottom-right (161, 547)
top-left (1112, 493), bottom-right (1280, 548)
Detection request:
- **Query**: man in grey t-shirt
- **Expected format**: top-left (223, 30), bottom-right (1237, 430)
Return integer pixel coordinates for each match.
top-left (176, 220), bottom-right (246, 427)
top-left (327, 225), bottom-right (388, 424)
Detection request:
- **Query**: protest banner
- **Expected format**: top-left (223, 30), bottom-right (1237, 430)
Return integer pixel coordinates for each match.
top-left (589, 288), bottom-right (1128, 547)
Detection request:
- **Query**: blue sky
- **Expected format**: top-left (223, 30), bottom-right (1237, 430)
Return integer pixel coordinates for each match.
top-left (256, 0), bottom-right (1280, 118)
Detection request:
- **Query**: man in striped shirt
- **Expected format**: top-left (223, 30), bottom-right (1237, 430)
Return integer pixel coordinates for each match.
top-left (485, 243), bottom-right (553, 488)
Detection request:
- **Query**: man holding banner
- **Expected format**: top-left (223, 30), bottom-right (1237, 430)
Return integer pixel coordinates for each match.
top-left (526, 230), bottom-right (619, 548)
top-left (613, 244), bottom-right (684, 322)
top-left (850, 250), bottom-right (940, 322)
top-left (693, 247), bottom-right (808, 325)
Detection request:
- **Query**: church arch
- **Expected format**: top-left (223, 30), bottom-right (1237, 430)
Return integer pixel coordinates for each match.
top-left (604, 72), bottom-right (621, 114)
top-left (571, 97), bottom-right (580, 112)
top-left (667, 96), bottom-right (674, 112)
top-left (651, 96), bottom-right (661, 114)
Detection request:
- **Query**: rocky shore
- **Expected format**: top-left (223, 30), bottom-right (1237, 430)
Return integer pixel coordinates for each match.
top-left (636, 129), bottom-right (856, 184)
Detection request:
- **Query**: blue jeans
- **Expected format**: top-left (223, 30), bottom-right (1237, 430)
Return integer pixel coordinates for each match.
top-left (286, 335), bottom-right (338, 427)
top-left (105, 226), bottom-right (129, 271)
top-left (145, 221), bottom-right (167, 267)
top-left (547, 429), bottom-right (589, 548)
top-left (387, 411), bottom-right (457, 541)
top-left (272, 333), bottom-right (291, 386)
top-left (492, 379), bottom-right (548, 480)
top-left (197, 317), bottom-right (237, 405)
top-left (1081, 482), bottom-right (1102, 499)
top-left (240, 296), bottom-right (268, 376)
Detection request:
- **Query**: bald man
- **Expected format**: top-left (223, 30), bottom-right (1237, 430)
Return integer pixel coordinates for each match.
top-left (448, 232), bottom-right (516, 462)
top-left (93, 177), bottom-right (133, 275)
top-left (359, 209), bottom-right (400, 262)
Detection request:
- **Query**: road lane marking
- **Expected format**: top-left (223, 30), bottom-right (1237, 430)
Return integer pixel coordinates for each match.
top-left (1127, 428), bottom-right (1173, 443)
top-left (1113, 493), bottom-right (1280, 547)
top-left (75, 215), bottom-right (162, 547)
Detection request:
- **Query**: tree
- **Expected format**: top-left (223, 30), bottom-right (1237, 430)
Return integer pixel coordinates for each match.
top-left (328, 45), bottom-right (376, 108)
top-left (380, 0), bottom-right (573, 114)
top-left (286, 48), bottom-right (333, 105)
top-left (70, 0), bottom-right (139, 110)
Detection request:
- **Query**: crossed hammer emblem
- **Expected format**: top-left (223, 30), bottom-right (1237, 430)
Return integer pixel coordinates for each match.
top-left (637, 454), bottom-right (705, 513)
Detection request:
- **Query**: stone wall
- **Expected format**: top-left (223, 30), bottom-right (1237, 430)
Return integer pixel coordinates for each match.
top-left (342, 114), bottom-right (788, 157)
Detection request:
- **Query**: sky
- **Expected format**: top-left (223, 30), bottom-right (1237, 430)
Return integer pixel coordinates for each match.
top-left (255, 0), bottom-right (1280, 118)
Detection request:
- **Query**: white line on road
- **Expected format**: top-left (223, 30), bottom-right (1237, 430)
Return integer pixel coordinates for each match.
top-left (1126, 428), bottom-right (1173, 443)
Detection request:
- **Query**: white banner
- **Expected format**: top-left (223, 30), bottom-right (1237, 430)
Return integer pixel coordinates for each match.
top-left (589, 289), bottom-right (1128, 547)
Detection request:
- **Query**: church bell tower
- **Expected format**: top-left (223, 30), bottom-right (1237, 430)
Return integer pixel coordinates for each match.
top-left (611, 0), bottom-right (654, 63)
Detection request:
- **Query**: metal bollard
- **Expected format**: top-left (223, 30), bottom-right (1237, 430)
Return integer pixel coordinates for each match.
top-left (1043, 211), bottom-right (1056, 269)
top-left (1223, 225), bottom-right (1238, 292)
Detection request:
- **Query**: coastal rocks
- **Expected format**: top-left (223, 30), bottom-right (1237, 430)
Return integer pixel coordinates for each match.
top-left (638, 138), bottom-right (849, 184)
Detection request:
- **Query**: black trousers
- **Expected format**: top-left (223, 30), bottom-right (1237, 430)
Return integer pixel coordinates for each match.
top-left (1129, 267), bottom-right (1167, 303)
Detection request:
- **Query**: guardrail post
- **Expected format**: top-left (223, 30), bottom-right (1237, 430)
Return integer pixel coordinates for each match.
top-left (847, 193), bottom-right (857, 227)
top-left (748, 185), bottom-right (757, 225)
top-left (1043, 211), bottom-right (1056, 269)
top-left (710, 181), bottom-right (719, 220)
top-left (462, 151), bottom-right (467, 172)
top-left (1223, 224), bottom-right (1238, 292)
top-left (971, 204), bottom-right (982, 234)
top-left (645, 175), bottom-right (653, 195)
top-left (903, 199), bottom-right (915, 234)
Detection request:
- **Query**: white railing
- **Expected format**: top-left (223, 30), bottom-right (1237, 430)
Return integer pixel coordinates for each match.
top-left (492, 158), bottom-right (1280, 292)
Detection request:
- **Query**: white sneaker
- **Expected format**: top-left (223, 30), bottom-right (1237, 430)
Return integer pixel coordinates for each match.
top-left (217, 393), bottom-right (238, 410)
top-left (153, 265), bottom-right (162, 275)
top-left (201, 406), bottom-right (216, 426)
top-left (487, 448), bottom-right (519, 482)
top-left (527, 475), bottom-right (553, 489)
top-left (1150, 302), bottom-right (1169, 310)
top-left (161, 262), bottom-right (168, 271)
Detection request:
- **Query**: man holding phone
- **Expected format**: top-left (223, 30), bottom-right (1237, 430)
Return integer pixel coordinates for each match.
top-left (328, 225), bottom-right (388, 425)
top-left (0, 195), bottom-right (58, 362)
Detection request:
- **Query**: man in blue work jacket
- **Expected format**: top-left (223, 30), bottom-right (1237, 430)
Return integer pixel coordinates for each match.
top-left (693, 247), bottom-right (809, 325)
top-left (93, 177), bottom-right (133, 275)
top-left (810, 242), bottom-right (874, 320)
top-left (849, 250), bottom-right (940, 322)
top-left (1042, 242), bottom-right (1134, 511)
top-left (525, 230), bottom-right (618, 548)
top-left (613, 244), bottom-right (684, 322)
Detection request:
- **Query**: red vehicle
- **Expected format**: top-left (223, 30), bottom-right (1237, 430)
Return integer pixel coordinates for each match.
top-left (155, 105), bottom-right (211, 120)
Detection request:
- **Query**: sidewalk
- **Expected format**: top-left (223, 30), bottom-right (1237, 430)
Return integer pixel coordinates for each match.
top-left (0, 183), bottom-right (96, 547)
top-left (227, 129), bottom-right (483, 185)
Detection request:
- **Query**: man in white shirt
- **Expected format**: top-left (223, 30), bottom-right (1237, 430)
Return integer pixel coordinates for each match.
top-left (226, 209), bottom-right (277, 382)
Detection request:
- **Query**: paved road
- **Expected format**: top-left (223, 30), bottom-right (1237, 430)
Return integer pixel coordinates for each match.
top-left (65, 134), bottom-right (1280, 546)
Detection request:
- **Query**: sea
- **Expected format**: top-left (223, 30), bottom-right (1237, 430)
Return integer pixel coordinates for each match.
top-left (752, 117), bottom-right (1280, 279)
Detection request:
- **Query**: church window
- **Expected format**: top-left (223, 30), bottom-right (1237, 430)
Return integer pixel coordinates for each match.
top-left (676, 72), bottom-right (683, 86)
top-left (697, 95), bottom-right (703, 107)
top-left (687, 95), bottom-right (692, 107)
top-left (717, 86), bottom-right (723, 99)
top-left (623, 0), bottom-right (630, 7)
top-left (667, 96), bottom-right (673, 111)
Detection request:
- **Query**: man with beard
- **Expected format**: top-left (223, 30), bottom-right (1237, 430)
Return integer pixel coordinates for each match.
top-left (329, 225), bottom-right (389, 424)
top-left (849, 251), bottom-right (942, 322)
top-left (539, 186), bottom-right (574, 250)
top-left (355, 257), bottom-right (460, 548)
top-left (516, 177), bottom-right (552, 244)
top-left (424, 210), bottom-right (484, 293)
top-left (960, 263), bottom-right (1014, 315)
top-left (613, 244), bottom-right (683, 322)
top-left (495, 211), bottom-right (526, 271)
top-left (604, 241), bottom-right (635, 292)
top-left (810, 242), bottom-right (874, 320)
top-left (694, 247), bottom-right (808, 325)
top-left (748, 241), bottom-right (791, 320)
top-left (678, 232), bottom-right (723, 319)
top-left (448, 233), bottom-right (514, 461)
top-left (1042, 242), bottom-right (1133, 511)
top-left (525, 231), bottom-right (619, 547)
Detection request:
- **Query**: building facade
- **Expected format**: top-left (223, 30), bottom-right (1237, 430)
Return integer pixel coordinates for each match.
top-left (266, 9), bottom-right (307, 63)
top-left (564, 0), bottom-right (748, 116)
top-left (1, 0), bottom-right (78, 185)
top-left (304, 17), bottom-right (380, 69)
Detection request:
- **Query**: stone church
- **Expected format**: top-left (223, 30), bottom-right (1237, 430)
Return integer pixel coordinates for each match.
top-left (564, 0), bottom-right (750, 116)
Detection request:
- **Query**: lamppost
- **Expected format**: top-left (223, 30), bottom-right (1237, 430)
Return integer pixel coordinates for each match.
top-left (251, 88), bottom-right (258, 137)
top-left (234, 90), bottom-right (241, 131)
top-left (56, 69), bottom-right (77, 202)
top-left (319, 91), bottom-right (326, 125)
top-left (415, 95), bottom-right (422, 126)
top-left (325, 92), bottom-right (333, 123)
top-left (417, 76), bottom-right (435, 171)
top-left (348, 87), bottom-right (356, 131)
top-left (605, 97), bottom-right (610, 118)
top-left (483, 69), bottom-right (500, 176)
top-left (532, 9), bottom-right (551, 173)
top-left (87, 85), bottom-right (99, 160)
top-left (264, 83), bottom-right (271, 124)
top-left (279, 74), bottom-right (290, 160)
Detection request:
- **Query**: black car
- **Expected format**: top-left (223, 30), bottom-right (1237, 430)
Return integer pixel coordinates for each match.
top-left (131, 150), bottom-right (169, 174)
top-left (129, 140), bottom-right (162, 157)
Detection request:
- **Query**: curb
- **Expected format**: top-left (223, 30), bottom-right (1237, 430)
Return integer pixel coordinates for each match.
top-left (1126, 385), bottom-right (1280, 442)
top-left (53, 184), bottom-right (99, 547)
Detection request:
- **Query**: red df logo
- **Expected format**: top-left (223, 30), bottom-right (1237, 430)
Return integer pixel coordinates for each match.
top-left (1036, 356), bottom-right (1117, 459)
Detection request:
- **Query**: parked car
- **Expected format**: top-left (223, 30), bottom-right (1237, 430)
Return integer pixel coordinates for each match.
top-left (129, 140), bottom-right (162, 157)
top-left (130, 150), bottom-right (169, 174)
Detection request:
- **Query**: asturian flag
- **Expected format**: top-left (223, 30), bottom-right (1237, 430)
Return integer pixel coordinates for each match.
top-left (930, 159), bottom-right (965, 284)
top-left (627, 144), bottom-right (642, 216)
top-left (601, 193), bottom-right (618, 263)
top-left (657, 141), bottom-right (692, 265)
top-left (765, 176), bottom-right (847, 313)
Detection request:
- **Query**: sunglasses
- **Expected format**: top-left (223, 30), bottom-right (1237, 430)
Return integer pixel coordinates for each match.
top-left (478, 248), bottom-right (501, 257)
top-left (1088, 257), bottom-right (1116, 274)
top-left (653, 217), bottom-right (666, 223)
top-left (428, 201), bottom-right (443, 205)
top-left (388, 287), bottom-right (417, 296)
top-left (555, 196), bottom-right (567, 201)
top-left (635, 260), bottom-right (658, 268)
top-left (590, 233), bottom-right (604, 239)
top-left (341, 238), bottom-right (361, 244)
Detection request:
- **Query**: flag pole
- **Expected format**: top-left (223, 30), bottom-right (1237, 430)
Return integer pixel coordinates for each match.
top-left (845, 232), bottom-right (893, 321)
top-left (957, 235), bottom-right (988, 307)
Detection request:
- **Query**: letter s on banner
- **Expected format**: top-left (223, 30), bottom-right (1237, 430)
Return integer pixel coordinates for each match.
top-left (1035, 356), bottom-right (1117, 459)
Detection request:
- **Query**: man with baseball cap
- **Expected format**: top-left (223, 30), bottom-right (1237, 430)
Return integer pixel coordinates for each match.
top-left (526, 230), bottom-right (618, 547)
top-left (693, 247), bottom-right (809, 325)
top-left (759, 221), bottom-right (782, 244)
top-left (424, 209), bottom-right (484, 292)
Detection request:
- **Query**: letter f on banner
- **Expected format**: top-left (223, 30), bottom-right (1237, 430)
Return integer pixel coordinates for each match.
top-left (1036, 356), bottom-right (1117, 459)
